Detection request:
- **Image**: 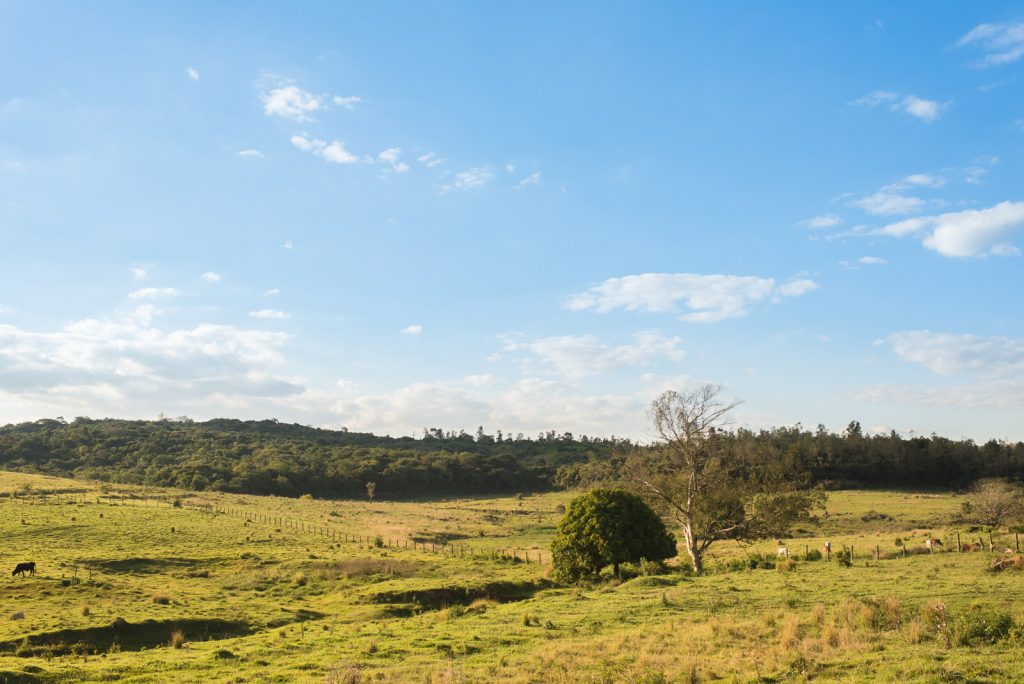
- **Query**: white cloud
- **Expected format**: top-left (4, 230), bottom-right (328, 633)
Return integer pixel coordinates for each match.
top-left (855, 329), bottom-right (1024, 410)
top-left (505, 164), bottom-right (516, 173)
top-left (902, 174), bottom-right (946, 188)
top-left (858, 256), bottom-right (887, 266)
top-left (237, 149), bottom-right (264, 158)
top-left (517, 171), bottom-right (541, 188)
top-left (257, 75), bottom-right (361, 121)
top-left (265, 288), bottom-right (280, 296)
top-left (186, 67), bottom-right (199, 81)
top-left (128, 287), bottom-right (179, 300)
top-left (798, 214), bottom-right (842, 229)
top-left (379, 147), bottom-right (410, 173)
top-left (290, 134), bottom-right (358, 164)
top-left (330, 377), bottom-right (650, 438)
top-left (900, 96), bottom-right (946, 122)
top-left (262, 85), bottom-right (324, 121)
top-left (321, 141), bottom-right (358, 164)
top-left (877, 201), bottom-right (1024, 257)
top-left (201, 272), bottom-right (222, 283)
top-left (249, 309), bottom-right (291, 320)
top-left (957, 21), bottom-right (1024, 67)
top-left (0, 313), bottom-right (299, 420)
top-left (440, 167), bottom-right (494, 193)
top-left (400, 324), bottom-right (423, 336)
top-left (503, 331), bottom-right (684, 380)
top-left (888, 330), bottom-right (1024, 376)
top-left (283, 240), bottom-right (293, 250)
top-left (567, 273), bottom-right (818, 322)
top-left (131, 267), bottom-right (147, 281)
top-left (850, 90), bottom-right (949, 122)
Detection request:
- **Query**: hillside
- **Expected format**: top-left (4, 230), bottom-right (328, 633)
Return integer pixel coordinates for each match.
top-left (2, 472), bottom-right (1024, 682)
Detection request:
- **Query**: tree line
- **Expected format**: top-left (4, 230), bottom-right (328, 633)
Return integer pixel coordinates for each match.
top-left (0, 415), bottom-right (1021, 500)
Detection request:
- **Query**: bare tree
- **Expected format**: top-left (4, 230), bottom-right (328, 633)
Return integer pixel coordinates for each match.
top-left (960, 479), bottom-right (1022, 530)
top-left (630, 385), bottom-right (823, 575)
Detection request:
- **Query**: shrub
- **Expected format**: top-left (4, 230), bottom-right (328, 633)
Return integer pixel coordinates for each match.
top-left (169, 630), bottom-right (185, 649)
top-left (81, 606), bottom-right (91, 617)
top-left (953, 609), bottom-right (1014, 646)
top-left (777, 558), bottom-right (797, 573)
top-left (837, 547), bottom-right (853, 567)
top-left (152, 593), bottom-right (171, 605)
top-left (639, 557), bottom-right (666, 576)
top-left (292, 572), bottom-right (308, 586)
top-left (805, 548), bottom-right (823, 561)
top-left (373, 535), bottom-right (384, 548)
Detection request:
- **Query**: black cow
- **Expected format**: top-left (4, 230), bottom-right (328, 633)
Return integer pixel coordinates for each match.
top-left (12, 562), bottom-right (35, 577)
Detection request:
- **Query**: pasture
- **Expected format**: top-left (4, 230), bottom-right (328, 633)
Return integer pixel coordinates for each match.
top-left (1, 471), bottom-right (1022, 683)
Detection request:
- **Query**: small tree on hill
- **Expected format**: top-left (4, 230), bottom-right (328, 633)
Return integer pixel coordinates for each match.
top-left (961, 479), bottom-right (1022, 530)
top-left (550, 488), bottom-right (676, 582)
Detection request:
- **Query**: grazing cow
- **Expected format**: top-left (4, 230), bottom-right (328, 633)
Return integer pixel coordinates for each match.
top-left (924, 538), bottom-right (943, 552)
top-left (12, 562), bottom-right (35, 577)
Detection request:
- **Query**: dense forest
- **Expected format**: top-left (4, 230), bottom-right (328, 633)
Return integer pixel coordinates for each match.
top-left (0, 417), bottom-right (1022, 499)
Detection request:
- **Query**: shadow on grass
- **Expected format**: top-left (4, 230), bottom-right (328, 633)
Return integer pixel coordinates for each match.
top-left (366, 579), bottom-right (552, 612)
top-left (0, 618), bottom-right (250, 656)
top-left (80, 557), bottom-right (217, 574)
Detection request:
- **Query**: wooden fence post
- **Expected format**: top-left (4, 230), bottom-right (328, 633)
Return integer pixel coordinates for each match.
top-left (957, 533), bottom-right (961, 553)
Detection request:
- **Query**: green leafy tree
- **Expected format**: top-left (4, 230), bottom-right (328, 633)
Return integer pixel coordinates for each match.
top-left (550, 488), bottom-right (676, 582)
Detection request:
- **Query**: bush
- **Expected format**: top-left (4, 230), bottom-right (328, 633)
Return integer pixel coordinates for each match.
top-left (805, 548), bottom-right (823, 561)
top-left (953, 609), bottom-right (1014, 646)
top-left (152, 593), bottom-right (171, 605)
top-left (373, 535), bottom-right (384, 548)
top-left (169, 630), bottom-right (185, 649)
top-left (777, 558), bottom-right (797, 572)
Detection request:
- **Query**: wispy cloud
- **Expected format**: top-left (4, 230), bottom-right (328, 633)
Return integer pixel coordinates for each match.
top-left (567, 273), bottom-right (817, 323)
top-left (258, 77), bottom-right (361, 122)
top-left (400, 324), bottom-right (423, 335)
top-left (956, 20), bottom-right (1024, 67)
top-left (798, 214), bottom-right (842, 229)
top-left (290, 134), bottom-right (358, 164)
top-left (249, 309), bottom-right (291, 320)
top-left (850, 90), bottom-right (950, 122)
top-left (849, 174), bottom-right (947, 216)
top-left (128, 287), bottom-right (179, 300)
top-left (379, 147), bottom-right (410, 173)
top-left (200, 272), bottom-right (222, 283)
top-left (186, 67), bottom-right (199, 81)
top-left (502, 331), bottom-right (684, 380)
top-left (417, 152), bottom-right (444, 168)
top-left (877, 200), bottom-right (1024, 258)
top-left (131, 267), bottom-right (147, 281)
top-left (517, 171), bottom-right (541, 189)
top-left (237, 149), bottom-right (264, 158)
top-left (440, 167), bottom-right (494, 193)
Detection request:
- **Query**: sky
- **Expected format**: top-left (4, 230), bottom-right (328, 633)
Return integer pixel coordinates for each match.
top-left (1, 2), bottom-right (1023, 442)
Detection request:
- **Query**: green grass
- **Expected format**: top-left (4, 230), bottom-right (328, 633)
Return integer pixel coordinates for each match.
top-left (1, 471), bottom-right (1022, 682)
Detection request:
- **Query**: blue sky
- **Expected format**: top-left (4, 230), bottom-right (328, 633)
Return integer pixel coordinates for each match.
top-left (2, 2), bottom-right (1023, 441)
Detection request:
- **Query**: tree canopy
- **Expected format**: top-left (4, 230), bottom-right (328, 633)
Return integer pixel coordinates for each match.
top-left (550, 488), bottom-right (677, 582)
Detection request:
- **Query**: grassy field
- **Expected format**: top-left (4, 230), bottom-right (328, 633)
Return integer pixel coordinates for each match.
top-left (1, 471), bottom-right (1022, 683)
